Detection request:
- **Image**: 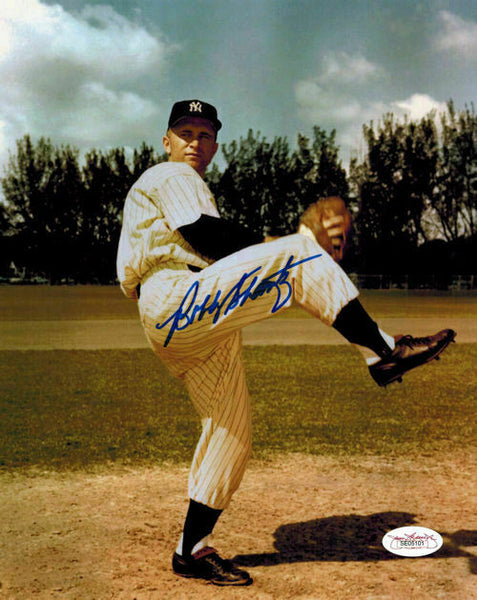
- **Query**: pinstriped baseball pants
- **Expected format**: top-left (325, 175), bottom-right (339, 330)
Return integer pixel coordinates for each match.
top-left (138, 234), bottom-right (359, 509)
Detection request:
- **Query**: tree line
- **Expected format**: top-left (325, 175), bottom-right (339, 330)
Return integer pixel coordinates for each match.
top-left (1, 100), bottom-right (475, 286)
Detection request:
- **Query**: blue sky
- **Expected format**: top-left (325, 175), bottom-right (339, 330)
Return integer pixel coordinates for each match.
top-left (1, 0), bottom-right (476, 173)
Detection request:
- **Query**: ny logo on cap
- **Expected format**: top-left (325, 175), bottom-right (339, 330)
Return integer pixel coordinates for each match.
top-left (189, 101), bottom-right (202, 113)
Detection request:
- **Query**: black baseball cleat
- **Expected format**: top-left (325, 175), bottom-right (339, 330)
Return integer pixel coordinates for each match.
top-left (369, 329), bottom-right (456, 387)
top-left (172, 547), bottom-right (253, 586)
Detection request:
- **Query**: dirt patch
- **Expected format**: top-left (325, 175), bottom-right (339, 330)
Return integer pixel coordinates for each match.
top-left (1, 452), bottom-right (476, 600)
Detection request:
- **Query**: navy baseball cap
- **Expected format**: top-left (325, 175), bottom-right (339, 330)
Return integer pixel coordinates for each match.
top-left (168, 99), bottom-right (222, 132)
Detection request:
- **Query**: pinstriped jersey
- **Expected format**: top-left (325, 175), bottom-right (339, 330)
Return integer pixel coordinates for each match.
top-left (117, 161), bottom-right (219, 299)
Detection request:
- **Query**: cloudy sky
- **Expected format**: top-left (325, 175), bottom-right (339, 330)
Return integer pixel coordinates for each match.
top-left (1, 0), bottom-right (476, 174)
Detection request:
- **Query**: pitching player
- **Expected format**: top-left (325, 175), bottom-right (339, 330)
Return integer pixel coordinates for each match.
top-left (117, 99), bottom-right (455, 586)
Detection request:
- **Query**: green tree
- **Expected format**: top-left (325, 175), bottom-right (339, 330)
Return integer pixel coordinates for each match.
top-left (309, 126), bottom-right (349, 199)
top-left (350, 113), bottom-right (441, 273)
top-left (1, 137), bottom-right (168, 283)
top-left (81, 147), bottom-right (134, 282)
top-left (0, 202), bottom-right (14, 276)
top-left (350, 100), bottom-right (476, 278)
top-left (1, 135), bottom-right (84, 282)
top-left (212, 131), bottom-right (295, 236)
top-left (132, 142), bottom-right (165, 179)
top-left (211, 127), bottom-right (348, 237)
top-left (289, 127), bottom-right (349, 215)
top-left (433, 101), bottom-right (477, 241)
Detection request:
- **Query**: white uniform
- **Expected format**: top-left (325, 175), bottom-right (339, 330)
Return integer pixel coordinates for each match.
top-left (117, 161), bottom-right (359, 509)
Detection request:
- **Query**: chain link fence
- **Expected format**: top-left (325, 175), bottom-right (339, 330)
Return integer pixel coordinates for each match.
top-left (348, 273), bottom-right (477, 291)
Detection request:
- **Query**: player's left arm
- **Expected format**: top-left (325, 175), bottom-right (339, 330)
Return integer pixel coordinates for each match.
top-left (178, 214), bottom-right (264, 260)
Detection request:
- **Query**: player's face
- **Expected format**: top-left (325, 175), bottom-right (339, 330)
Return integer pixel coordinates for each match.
top-left (163, 117), bottom-right (219, 177)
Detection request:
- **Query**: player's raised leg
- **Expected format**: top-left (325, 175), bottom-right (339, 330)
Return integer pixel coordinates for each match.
top-left (140, 233), bottom-right (358, 362)
top-left (140, 233), bottom-right (455, 386)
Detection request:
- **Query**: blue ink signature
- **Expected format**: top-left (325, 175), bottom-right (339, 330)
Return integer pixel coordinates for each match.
top-left (156, 253), bottom-right (322, 347)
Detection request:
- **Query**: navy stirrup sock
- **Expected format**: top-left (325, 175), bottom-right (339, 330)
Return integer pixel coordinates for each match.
top-left (181, 499), bottom-right (222, 558)
top-left (333, 299), bottom-right (392, 358)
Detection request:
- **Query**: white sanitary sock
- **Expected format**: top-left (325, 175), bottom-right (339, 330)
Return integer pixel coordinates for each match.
top-left (357, 329), bottom-right (396, 366)
top-left (176, 534), bottom-right (211, 557)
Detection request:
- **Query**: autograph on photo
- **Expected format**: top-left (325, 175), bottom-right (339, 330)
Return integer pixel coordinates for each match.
top-left (156, 253), bottom-right (323, 347)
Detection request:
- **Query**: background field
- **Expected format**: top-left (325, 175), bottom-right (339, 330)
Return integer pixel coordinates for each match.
top-left (1, 284), bottom-right (477, 320)
top-left (0, 344), bottom-right (476, 472)
top-left (0, 286), bottom-right (476, 599)
top-left (1, 285), bottom-right (476, 472)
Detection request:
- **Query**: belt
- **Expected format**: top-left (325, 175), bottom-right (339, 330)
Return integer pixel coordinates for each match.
top-left (188, 264), bottom-right (202, 272)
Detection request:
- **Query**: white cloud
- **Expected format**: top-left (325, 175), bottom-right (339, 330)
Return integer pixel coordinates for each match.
top-left (295, 51), bottom-right (385, 125)
top-left (294, 52), bottom-right (388, 135)
top-left (0, 0), bottom-right (174, 169)
top-left (434, 10), bottom-right (477, 58)
top-left (295, 57), bottom-right (447, 165)
top-left (295, 74), bottom-right (386, 164)
top-left (63, 82), bottom-right (160, 145)
top-left (295, 81), bottom-right (363, 124)
top-left (318, 51), bottom-right (384, 84)
top-left (1, 2), bottom-right (168, 78)
top-left (391, 94), bottom-right (447, 121)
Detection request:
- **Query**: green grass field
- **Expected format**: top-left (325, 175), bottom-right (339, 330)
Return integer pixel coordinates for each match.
top-left (1, 343), bottom-right (475, 472)
top-left (1, 284), bottom-right (477, 320)
top-left (1, 285), bottom-right (476, 472)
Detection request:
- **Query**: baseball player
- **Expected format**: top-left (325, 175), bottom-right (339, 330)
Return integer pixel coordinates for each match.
top-left (117, 99), bottom-right (455, 586)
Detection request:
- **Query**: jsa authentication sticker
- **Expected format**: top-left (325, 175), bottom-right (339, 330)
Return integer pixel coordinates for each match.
top-left (382, 526), bottom-right (443, 557)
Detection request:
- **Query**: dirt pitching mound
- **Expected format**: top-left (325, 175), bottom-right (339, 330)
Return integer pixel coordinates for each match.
top-left (1, 452), bottom-right (476, 600)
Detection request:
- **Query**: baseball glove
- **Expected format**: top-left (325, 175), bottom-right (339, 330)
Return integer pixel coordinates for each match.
top-left (298, 196), bottom-right (352, 262)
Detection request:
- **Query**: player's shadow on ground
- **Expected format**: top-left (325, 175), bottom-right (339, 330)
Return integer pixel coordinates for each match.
top-left (234, 511), bottom-right (477, 574)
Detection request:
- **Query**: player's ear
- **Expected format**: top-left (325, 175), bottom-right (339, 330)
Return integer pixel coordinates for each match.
top-left (162, 133), bottom-right (172, 157)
